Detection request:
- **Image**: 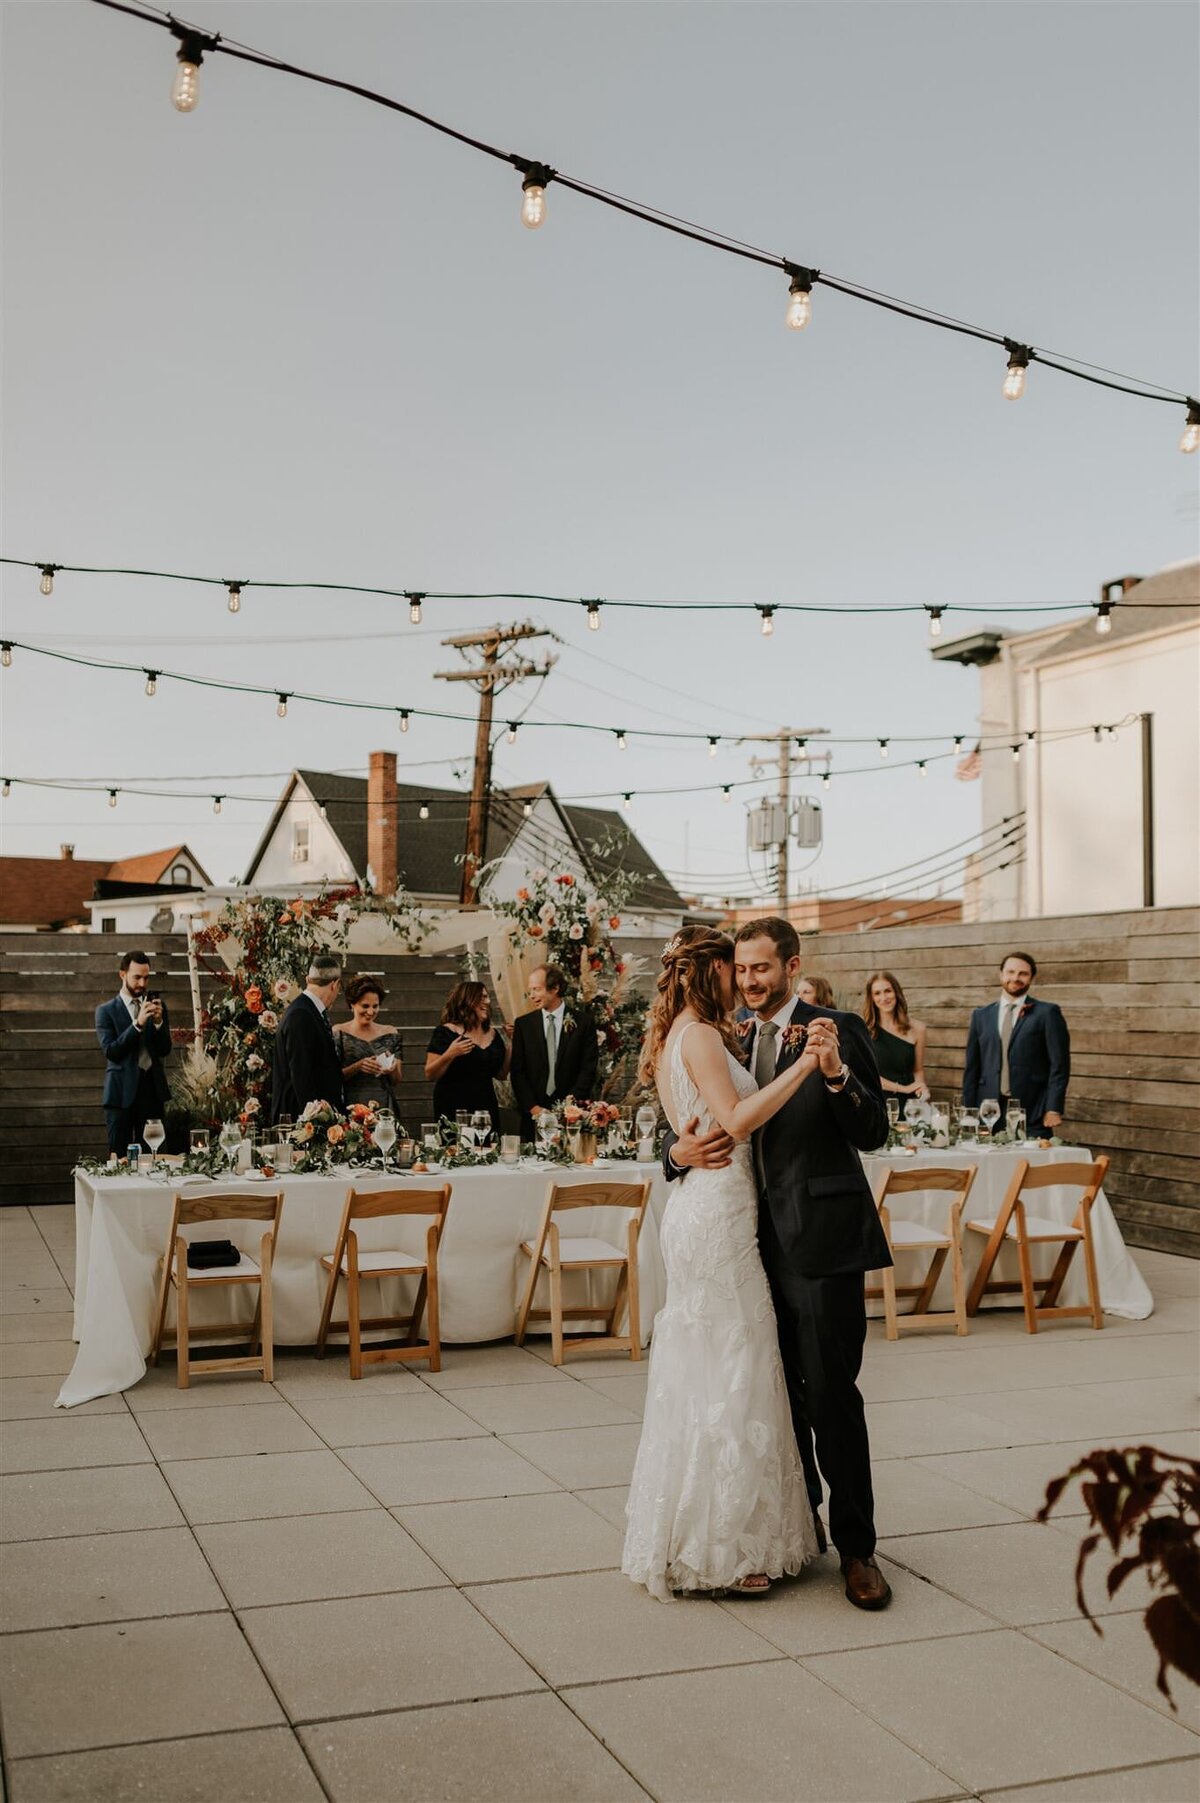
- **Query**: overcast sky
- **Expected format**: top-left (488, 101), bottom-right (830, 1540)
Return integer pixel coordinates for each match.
top-left (2, 0), bottom-right (1196, 904)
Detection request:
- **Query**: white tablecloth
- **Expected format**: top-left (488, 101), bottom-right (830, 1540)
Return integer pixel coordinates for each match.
top-left (861, 1144), bottom-right (1153, 1321)
top-left (59, 1162), bottom-right (669, 1408)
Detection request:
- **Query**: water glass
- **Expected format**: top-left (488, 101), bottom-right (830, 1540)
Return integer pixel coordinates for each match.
top-left (979, 1098), bottom-right (1001, 1141)
top-left (955, 1106), bottom-right (979, 1145)
top-left (1007, 1105), bottom-right (1027, 1143)
top-left (396, 1137), bottom-right (415, 1170)
top-left (885, 1098), bottom-right (900, 1129)
top-left (471, 1110), bottom-right (493, 1152)
top-left (189, 1128), bottom-right (210, 1155)
top-left (274, 1138), bottom-right (293, 1173)
top-left (536, 1112), bottom-right (560, 1156)
top-left (501, 1134), bottom-right (521, 1166)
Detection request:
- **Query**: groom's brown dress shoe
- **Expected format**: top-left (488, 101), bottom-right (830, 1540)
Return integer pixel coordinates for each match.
top-left (841, 1556), bottom-right (892, 1611)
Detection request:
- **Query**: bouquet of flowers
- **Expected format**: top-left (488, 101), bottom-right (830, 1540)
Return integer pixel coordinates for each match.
top-left (562, 1099), bottom-right (622, 1134)
top-left (289, 1099), bottom-right (389, 1170)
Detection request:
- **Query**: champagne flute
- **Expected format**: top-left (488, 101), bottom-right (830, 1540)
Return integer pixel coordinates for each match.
top-left (374, 1108), bottom-right (397, 1173)
top-left (143, 1118), bottom-right (165, 1171)
top-left (979, 1097), bottom-right (1001, 1142)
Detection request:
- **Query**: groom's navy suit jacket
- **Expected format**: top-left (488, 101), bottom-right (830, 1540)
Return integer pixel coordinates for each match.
top-left (665, 1000), bottom-right (891, 1279)
top-left (962, 994), bottom-right (1070, 1128)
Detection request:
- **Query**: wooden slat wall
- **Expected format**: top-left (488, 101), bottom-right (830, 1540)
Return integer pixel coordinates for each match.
top-left (794, 906), bottom-right (1199, 1258)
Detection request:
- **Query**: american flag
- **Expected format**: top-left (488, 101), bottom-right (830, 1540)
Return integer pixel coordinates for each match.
top-left (954, 741), bottom-right (983, 781)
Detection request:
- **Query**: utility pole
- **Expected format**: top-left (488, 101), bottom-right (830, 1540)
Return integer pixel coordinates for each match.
top-left (435, 622), bottom-right (557, 904)
top-left (740, 727), bottom-right (830, 909)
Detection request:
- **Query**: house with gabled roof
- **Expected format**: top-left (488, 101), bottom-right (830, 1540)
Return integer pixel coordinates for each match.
top-left (2, 843), bottom-right (211, 933)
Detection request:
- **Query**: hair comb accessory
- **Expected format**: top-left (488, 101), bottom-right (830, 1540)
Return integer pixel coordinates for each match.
top-left (660, 934), bottom-right (684, 964)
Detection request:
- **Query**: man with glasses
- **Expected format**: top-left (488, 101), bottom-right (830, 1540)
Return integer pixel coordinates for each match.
top-left (271, 954), bottom-right (346, 1123)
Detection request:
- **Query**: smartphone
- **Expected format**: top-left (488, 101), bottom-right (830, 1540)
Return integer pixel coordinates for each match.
top-left (147, 991), bottom-right (161, 1003)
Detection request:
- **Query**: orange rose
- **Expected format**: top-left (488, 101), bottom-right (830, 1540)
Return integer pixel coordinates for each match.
top-left (527, 925), bottom-right (544, 938)
top-left (516, 888), bottom-right (530, 902)
top-left (291, 900), bottom-right (305, 917)
top-left (245, 986), bottom-right (263, 1004)
top-left (247, 999), bottom-right (264, 1014)
top-left (608, 916), bottom-right (621, 929)
top-left (327, 1125), bottom-right (345, 1145)
top-left (278, 912), bottom-right (291, 925)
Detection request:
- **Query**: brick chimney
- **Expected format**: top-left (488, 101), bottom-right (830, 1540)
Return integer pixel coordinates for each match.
top-left (367, 750), bottom-right (398, 894)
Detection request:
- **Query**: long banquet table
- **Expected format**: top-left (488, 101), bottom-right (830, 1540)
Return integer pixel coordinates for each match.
top-left (861, 1143), bottom-right (1153, 1322)
top-left (59, 1162), bottom-right (669, 1409)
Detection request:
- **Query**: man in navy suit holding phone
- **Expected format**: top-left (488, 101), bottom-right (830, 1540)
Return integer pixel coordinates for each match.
top-left (96, 949), bottom-right (172, 1154)
top-left (962, 951), bottom-right (1070, 1137)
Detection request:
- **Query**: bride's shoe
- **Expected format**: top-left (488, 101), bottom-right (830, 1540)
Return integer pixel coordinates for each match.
top-left (725, 1573), bottom-right (772, 1597)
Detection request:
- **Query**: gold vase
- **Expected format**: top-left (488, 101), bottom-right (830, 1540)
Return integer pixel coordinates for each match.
top-left (570, 1129), bottom-right (597, 1165)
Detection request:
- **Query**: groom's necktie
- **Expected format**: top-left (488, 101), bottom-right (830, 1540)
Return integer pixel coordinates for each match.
top-left (752, 1020), bottom-right (779, 1189)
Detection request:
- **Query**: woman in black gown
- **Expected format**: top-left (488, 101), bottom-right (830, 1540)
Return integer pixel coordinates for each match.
top-left (335, 977), bottom-right (404, 1110)
top-left (861, 970), bottom-right (929, 1098)
top-left (424, 981), bottom-right (510, 1131)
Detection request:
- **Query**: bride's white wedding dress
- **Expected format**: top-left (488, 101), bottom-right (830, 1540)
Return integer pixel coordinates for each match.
top-left (622, 1024), bottom-right (818, 1600)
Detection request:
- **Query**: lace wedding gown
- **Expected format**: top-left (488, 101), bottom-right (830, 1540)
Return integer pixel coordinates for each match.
top-left (622, 1025), bottom-right (818, 1600)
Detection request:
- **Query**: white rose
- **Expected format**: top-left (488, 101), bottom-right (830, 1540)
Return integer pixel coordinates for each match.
top-left (246, 1054), bottom-right (264, 1070)
top-left (244, 1097), bottom-right (261, 1115)
top-left (530, 867), bottom-right (547, 882)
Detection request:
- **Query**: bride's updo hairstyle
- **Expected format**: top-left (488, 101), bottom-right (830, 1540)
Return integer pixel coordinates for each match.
top-left (638, 926), bottom-right (741, 1086)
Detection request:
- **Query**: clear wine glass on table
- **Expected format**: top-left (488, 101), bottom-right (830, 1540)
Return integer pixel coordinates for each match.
top-left (1007, 1104), bottom-right (1027, 1144)
top-left (635, 1104), bottom-right (658, 1158)
top-left (536, 1111), bottom-right (560, 1158)
top-left (979, 1098), bottom-right (1001, 1142)
top-left (143, 1118), bottom-right (165, 1171)
top-left (471, 1110), bottom-right (493, 1153)
top-left (903, 1097), bottom-right (929, 1127)
top-left (374, 1108), bottom-right (397, 1173)
top-left (218, 1119), bottom-right (241, 1171)
top-left (886, 1098), bottom-right (900, 1129)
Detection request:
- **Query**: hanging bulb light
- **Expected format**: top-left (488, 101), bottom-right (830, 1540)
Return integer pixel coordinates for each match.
top-left (398, 709), bottom-right (411, 733)
top-left (953, 735), bottom-right (964, 753)
top-left (1105, 724), bottom-right (1118, 741)
top-left (212, 795), bottom-right (223, 815)
top-left (708, 737), bottom-right (719, 757)
top-left (0, 779), bottom-right (8, 799)
top-left (506, 722), bottom-right (519, 744)
top-left (276, 693), bottom-right (289, 718)
top-left (615, 730), bottom-right (627, 750)
top-left (1, 644), bottom-right (12, 668)
top-left (1011, 743), bottom-right (1021, 763)
top-left (523, 798), bottom-right (533, 818)
top-left (226, 582), bottom-right (243, 615)
top-left (1093, 725), bottom-right (1104, 743)
top-left (622, 793), bottom-right (632, 812)
top-left (721, 785), bottom-right (733, 803)
top-left (878, 739), bottom-right (889, 759)
top-left (585, 600), bottom-right (602, 632)
top-left (144, 670), bottom-right (158, 697)
top-left (517, 160), bottom-right (554, 229)
top-left (169, 23), bottom-right (217, 113)
top-left (917, 761), bottom-right (928, 777)
top-left (39, 564), bottom-right (58, 597)
top-left (1096, 600), bottom-right (1114, 636)
top-left (927, 606), bottom-right (944, 639)
top-left (419, 801), bottom-right (430, 820)
top-left (406, 592), bottom-right (424, 625)
top-left (758, 606), bottom-right (776, 637)
top-left (822, 771), bottom-right (830, 789)
top-left (108, 788), bottom-right (118, 807)
top-left (1002, 340), bottom-right (1031, 401)
top-left (795, 737), bottom-right (808, 753)
top-left (783, 262), bottom-right (816, 331)
top-left (1180, 400), bottom-right (1200, 454)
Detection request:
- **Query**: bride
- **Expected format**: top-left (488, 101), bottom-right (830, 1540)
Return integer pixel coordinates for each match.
top-left (622, 926), bottom-right (819, 1601)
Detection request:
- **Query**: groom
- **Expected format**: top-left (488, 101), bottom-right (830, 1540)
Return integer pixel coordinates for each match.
top-left (664, 917), bottom-right (893, 1609)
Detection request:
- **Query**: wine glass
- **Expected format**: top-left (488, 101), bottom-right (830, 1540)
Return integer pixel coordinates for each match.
top-left (902, 1096), bottom-right (926, 1127)
top-left (143, 1118), bottom-right (165, 1170)
top-left (979, 1098), bottom-right (1001, 1142)
top-left (471, 1111), bottom-right (493, 1153)
top-left (374, 1108), bottom-right (397, 1172)
top-left (1007, 1104), bottom-right (1027, 1144)
top-left (536, 1112), bottom-right (560, 1157)
top-left (218, 1119), bottom-right (242, 1170)
top-left (885, 1097), bottom-right (900, 1129)
top-left (635, 1104), bottom-right (657, 1157)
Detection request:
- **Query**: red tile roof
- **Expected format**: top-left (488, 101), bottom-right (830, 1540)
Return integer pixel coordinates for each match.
top-left (0, 858), bottom-right (112, 928)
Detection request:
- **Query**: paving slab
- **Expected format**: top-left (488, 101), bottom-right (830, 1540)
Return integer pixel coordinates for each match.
top-left (290, 1390), bottom-right (489, 1447)
top-left (0, 1287), bottom-right (74, 1315)
top-left (575, 1372), bottom-right (649, 1415)
top-left (0, 1312), bottom-right (77, 1343)
top-left (271, 1356), bottom-right (426, 1398)
top-left (125, 1368), bottom-right (292, 1410)
top-left (0, 1375), bottom-right (126, 1420)
top-left (343, 1435), bottom-right (561, 1506)
top-left (397, 1489), bottom-right (625, 1583)
top-left (563, 1658), bottom-right (954, 1802)
top-left (0, 1414), bottom-right (151, 1474)
top-left (300, 1691), bottom-right (649, 1802)
top-left (1028, 1610), bottom-right (1200, 1731)
top-left (978, 1759), bottom-right (1200, 1802)
top-left (7, 1728), bottom-right (325, 1803)
top-left (137, 1401), bottom-right (325, 1461)
top-left (0, 1525), bottom-right (225, 1631)
top-left (0, 1464), bottom-right (185, 1541)
top-left (501, 1422), bottom-right (644, 1489)
top-left (418, 1343), bottom-right (573, 1390)
top-left (719, 1553), bottom-right (996, 1653)
top-left (442, 1380), bottom-right (638, 1434)
top-left (803, 1629), bottom-right (1197, 1792)
top-left (240, 1587), bottom-right (543, 1721)
top-left (863, 1397), bottom-right (1026, 1459)
top-left (0, 1613), bottom-right (284, 1757)
top-left (464, 1569), bottom-right (785, 1685)
top-left (574, 1483), bottom-right (630, 1529)
top-left (161, 1450), bottom-right (377, 1523)
top-left (195, 1508), bottom-right (449, 1607)
top-left (0, 1341), bottom-right (80, 1379)
top-left (881, 1520), bottom-right (1155, 1627)
top-left (871, 1456), bottom-right (1025, 1536)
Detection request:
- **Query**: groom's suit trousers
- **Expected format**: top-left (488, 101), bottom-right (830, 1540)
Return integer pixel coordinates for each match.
top-left (759, 1205), bottom-right (876, 1561)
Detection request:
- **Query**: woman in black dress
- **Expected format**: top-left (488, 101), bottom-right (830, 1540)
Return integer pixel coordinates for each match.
top-left (861, 969), bottom-right (929, 1098)
top-left (335, 976), bottom-right (404, 1110)
top-left (424, 981), bottom-right (510, 1130)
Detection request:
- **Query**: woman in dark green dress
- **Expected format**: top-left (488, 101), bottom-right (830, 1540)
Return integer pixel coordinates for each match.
top-left (861, 970), bottom-right (929, 1098)
top-left (335, 976), bottom-right (404, 1110)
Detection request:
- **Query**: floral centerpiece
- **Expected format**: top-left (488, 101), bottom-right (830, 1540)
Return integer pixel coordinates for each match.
top-left (562, 1096), bottom-right (622, 1163)
top-left (288, 1099), bottom-right (385, 1171)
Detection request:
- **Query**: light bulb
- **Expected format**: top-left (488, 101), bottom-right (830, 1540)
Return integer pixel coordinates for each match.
top-left (145, 671), bottom-right (158, 697)
top-left (1, 644), bottom-right (11, 668)
top-left (953, 736), bottom-right (964, 753)
top-left (721, 785), bottom-right (732, 803)
top-left (276, 693), bottom-right (289, 718)
top-left (108, 789), bottom-right (118, 807)
top-left (928, 607), bottom-right (944, 638)
top-left (1011, 744), bottom-right (1021, 763)
top-left (616, 731), bottom-right (627, 750)
top-left (1096, 603), bottom-right (1113, 635)
top-left (319, 803), bottom-right (328, 819)
top-left (622, 793), bottom-right (632, 812)
top-left (171, 57), bottom-right (200, 113)
top-left (1180, 403), bottom-right (1200, 454)
top-left (523, 799), bottom-right (533, 818)
top-left (586, 602), bottom-right (601, 631)
top-left (398, 709), bottom-right (411, 732)
top-left (521, 183), bottom-right (547, 229)
top-left (1002, 343), bottom-right (1030, 401)
top-left (759, 607), bottom-right (775, 637)
top-left (878, 739), bottom-right (889, 759)
top-left (39, 565), bottom-right (56, 597)
top-left (227, 584), bottom-right (242, 614)
top-left (419, 802), bottom-right (430, 820)
top-left (212, 796), bottom-right (223, 814)
top-left (0, 780), bottom-right (8, 799)
top-left (822, 772), bottom-right (830, 789)
top-left (708, 737), bottom-right (718, 757)
top-left (1093, 726), bottom-right (1103, 743)
top-left (785, 284), bottom-right (812, 331)
top-left (918, 761), bottom-right (928, 777)
top-left (408, 594), bottom-right (423, 625)
top-left (507, 723), bottom-right (518, 744)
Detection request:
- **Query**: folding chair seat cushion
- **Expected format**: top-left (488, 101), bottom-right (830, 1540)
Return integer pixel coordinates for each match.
top-left (321, 1248), bottom-right (427, 1276)
top-left (523, 1235), bottom-right (627, 1267)
top-left (886, 1218), bottom-right (951, 1249)
top-left (968, 1214), bottom-right (1083, 1243)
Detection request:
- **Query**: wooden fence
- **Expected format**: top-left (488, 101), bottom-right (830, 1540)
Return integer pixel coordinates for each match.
top-left (795, 906), bottom-right (1199, 1258)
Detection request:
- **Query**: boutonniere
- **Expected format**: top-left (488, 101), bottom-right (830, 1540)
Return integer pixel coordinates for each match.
top-left (561, 1012), bottom-right (577, 1036)
top-left (780, 1023), bottom-right (810, 1054)
top-left (1018, 1003), bottom-right (1034, 1020)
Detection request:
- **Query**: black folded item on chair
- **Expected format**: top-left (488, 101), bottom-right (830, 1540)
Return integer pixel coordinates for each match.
top-left (187, 1240), bottom-right (240, 1269)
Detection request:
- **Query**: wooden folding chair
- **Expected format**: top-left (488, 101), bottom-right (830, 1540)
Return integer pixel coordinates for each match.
top-left (513, 1178), bottom-right (652, 1366)
top-left (315, 1184), bottom-right (451, 1378)
top-left (150, 1189), bottom-right (284, 1387)
top-left (965, 1156), bottom-right (1109, 1332)
top-left (866, 1165), bottom-right (976, 1340)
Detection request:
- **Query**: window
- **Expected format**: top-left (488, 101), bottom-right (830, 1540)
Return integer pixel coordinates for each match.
top-left (170, 863), bottom-right (190, 886)
top-left (101, 917), bottom-right (116, 933)
top-left (292, 822), bottom-right (310, 864)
